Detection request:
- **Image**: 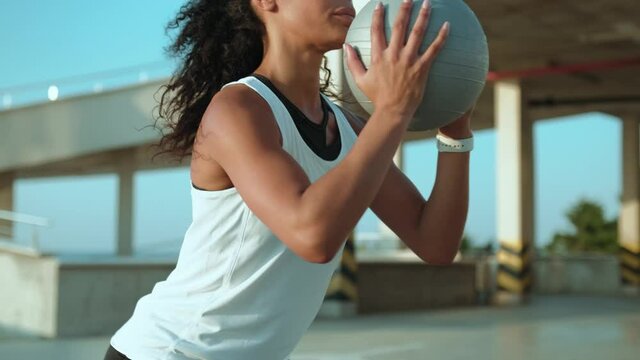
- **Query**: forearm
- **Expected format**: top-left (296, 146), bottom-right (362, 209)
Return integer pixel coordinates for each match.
top-left (417, 132), bottom-right (471, 264)
top-left (301, 108), bottom-right (408, 259)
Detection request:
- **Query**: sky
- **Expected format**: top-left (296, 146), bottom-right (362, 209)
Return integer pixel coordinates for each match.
top-left (1, 1), bottom-right (622, 254)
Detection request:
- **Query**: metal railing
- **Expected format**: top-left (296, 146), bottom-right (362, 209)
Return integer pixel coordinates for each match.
top-left (0, 209), bottom-right (52, 253)
top-left (0, 60), bottom-right (175, 110)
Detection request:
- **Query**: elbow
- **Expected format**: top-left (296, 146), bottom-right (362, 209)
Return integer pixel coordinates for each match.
top-left (420, 248), bottom-right (457, 266)
top-left (293, 200), bottom-right (335, 264)
top-left (297, 226), bottom-right (335, 264)
top-left (418, 232), bottom-right (463, 266)
top-left (423, 255), bottom-right (455, 266)
top-left (305, 244), bottom-right (334, 264)
top-left (308, 252), bottom-right (334, 264)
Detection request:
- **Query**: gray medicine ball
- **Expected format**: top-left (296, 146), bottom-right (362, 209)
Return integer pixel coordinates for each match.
top-left (343, 0), bottom-right (489, 131)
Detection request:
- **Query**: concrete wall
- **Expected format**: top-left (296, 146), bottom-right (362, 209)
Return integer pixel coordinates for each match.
top-left (56, 261), bottom-right (175, 337)
top-left (533, 254), bottom-right (621, 294)
top-left (1, 249), bottom-right (624, 337)
top-left (357, 262), bottom-right (477, 314)
top-left (462, 254), bottom-right (622, 296)
top-left (0, 248), bottom-right (58, 337)
top-left (0, 248), bottom-right (175, 338)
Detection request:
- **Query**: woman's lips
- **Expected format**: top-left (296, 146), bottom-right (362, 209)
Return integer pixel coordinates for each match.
top-left (332, 7), bottom-right (356, 26)
top-left (333, 14), bottom-right (354, 26)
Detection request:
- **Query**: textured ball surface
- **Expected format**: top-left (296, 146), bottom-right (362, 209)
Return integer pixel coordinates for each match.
top-left (343, 0), bottom-right (489, 131)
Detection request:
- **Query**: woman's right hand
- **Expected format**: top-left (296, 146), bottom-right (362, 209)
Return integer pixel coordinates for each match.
top-left (344, 0), bottom-right (449, 124)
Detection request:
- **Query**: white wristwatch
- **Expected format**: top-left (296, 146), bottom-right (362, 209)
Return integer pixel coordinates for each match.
top-left (436, 133), bottom-right (474, 152)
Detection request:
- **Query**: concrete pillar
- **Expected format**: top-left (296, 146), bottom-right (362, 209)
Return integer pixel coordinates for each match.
top-left (494, 80), bottom-right (535, 303)
top-left (116, 158), bottom-right (135, 256)
top-left (619, 116), bottom-right (640, 287)
top-left (0, 171), bottom-right (15, 239)
top-left (378, 144), bottom-right (404, 249)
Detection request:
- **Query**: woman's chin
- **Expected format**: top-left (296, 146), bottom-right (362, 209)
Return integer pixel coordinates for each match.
top-left (324, 34), bottom-right (348, 52)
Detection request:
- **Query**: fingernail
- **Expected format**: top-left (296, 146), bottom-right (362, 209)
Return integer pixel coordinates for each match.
top-left (444, 21), bottom-right (450, 32)
top-left (375, 1), bottom-right (382, 10)
top-left (422, 0), bottom-right (429, 9)
top-left (403, 0), bottom-right (411, 3)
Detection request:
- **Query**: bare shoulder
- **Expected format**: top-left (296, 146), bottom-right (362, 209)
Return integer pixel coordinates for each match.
top-left (196, 84), bottom-right (283, 158)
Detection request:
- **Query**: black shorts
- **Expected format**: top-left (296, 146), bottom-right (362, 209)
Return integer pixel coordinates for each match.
top-left (103, 344), bottom-right (131, 360)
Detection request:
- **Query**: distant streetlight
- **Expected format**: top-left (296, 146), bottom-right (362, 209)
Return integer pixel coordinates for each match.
top-left (48, 85), bottom-right (59, 101)
top-left (2, 94), bottom-right (12, 109)
top-left (93, 83), bottom-right (104, 93)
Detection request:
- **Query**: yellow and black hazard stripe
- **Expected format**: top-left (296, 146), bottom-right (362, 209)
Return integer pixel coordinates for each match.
top-left (620, 243), bottom-right (640, 285)
top-left (325, 232), bottom-right (358, 302)
top-left (497, 241), bottom-right (532, 294)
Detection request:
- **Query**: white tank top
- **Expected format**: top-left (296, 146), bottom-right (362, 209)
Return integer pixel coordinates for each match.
top-left (110, 75), bottom-right (358, 360)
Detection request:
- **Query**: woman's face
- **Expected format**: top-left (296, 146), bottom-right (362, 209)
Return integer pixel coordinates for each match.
top-left (258, 0), bottom-right (356, 51)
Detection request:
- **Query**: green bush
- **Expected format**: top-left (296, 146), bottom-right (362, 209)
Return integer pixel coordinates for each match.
top-left (459, 234), bottom-right (494, 254)
top-left (546, 198), bottom-right (618, 254)
top-left (460, 233), bottom-right (471, 252)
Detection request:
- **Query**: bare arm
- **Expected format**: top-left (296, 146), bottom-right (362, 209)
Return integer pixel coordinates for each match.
top-left (202, 85), bottom-right (406, 263)
top-left (415, 111), bottom-right (473, 263)
top-left (340, 106), bottom-right (471, 265)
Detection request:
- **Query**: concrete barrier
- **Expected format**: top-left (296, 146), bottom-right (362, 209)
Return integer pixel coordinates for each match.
top-left (533, 254), bottom-right (621, 294)
top-left (6, 248), bottom-right (618, 337)
top-left (0, 246), bottom-right (58, 337)
top-left (356, 261), bottom-right (477, 314)
top-left (0, 246), bottom-right (175, 338)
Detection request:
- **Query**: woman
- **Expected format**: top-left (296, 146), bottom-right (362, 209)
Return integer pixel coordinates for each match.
top-left (104, 0), bottom-right (472, 359)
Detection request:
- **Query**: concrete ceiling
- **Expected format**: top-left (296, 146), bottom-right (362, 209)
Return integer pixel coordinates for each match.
top-left (394, 0), bottom-right (640, 140)
top-left (468, 0), bottom-right (640, 70)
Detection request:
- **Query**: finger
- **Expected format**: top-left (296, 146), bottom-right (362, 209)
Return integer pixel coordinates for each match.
top-left (388, 0), bottom-right (413, 55)
top-left (370, 2), bottom-right (386, 64)
top-left (404, 0), bottom-right (431, 59)
top-left (344, 43), bottom-right (366, 80)
top-left (419, 21), bottom-right (449, 66)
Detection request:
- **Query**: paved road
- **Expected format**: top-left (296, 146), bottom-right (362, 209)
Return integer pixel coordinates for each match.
top-left (1, 295), bottom-right (638, 360)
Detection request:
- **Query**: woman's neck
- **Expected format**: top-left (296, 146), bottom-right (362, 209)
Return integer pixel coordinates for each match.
top-left (253, 38), bottom-right (325, 119)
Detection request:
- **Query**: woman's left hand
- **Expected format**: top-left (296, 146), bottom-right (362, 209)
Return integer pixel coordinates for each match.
top-left (438, 104), bottom-right (475, 139)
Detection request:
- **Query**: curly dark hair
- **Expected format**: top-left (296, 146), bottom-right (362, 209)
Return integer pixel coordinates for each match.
top-left (150, 0), bottom-right (347, 163)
